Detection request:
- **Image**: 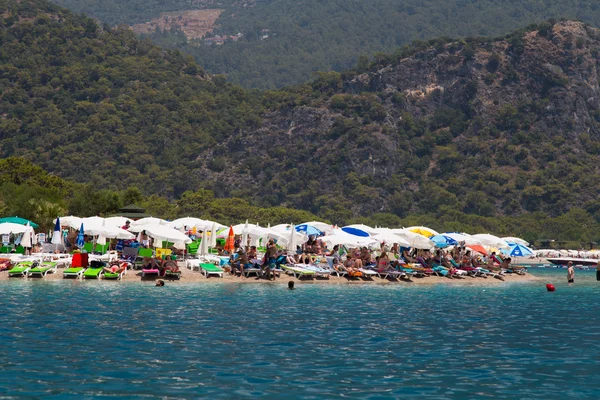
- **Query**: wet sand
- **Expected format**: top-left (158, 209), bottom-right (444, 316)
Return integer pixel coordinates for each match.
top-left (0, 262), bottom-right (539, 286)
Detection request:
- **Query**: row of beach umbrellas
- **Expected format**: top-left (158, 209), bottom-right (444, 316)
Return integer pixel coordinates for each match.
top-left (31, 216), bottom-right (531, 255)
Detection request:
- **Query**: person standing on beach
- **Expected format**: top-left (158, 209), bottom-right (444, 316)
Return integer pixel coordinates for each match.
top-left (567, 261), bottom-right (575, 284)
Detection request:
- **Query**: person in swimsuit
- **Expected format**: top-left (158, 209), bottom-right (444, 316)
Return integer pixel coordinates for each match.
top-left (103, 263), bottom-right (125, 275)
top-left (263, 239), bottom-right (278, 280)
top-left (567, 261), bottom-right (575, 283)
top-left (377, 251), bottom-right (390, 273)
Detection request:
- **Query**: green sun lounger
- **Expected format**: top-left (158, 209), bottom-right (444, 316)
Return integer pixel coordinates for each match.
top-left (103, 267), bottom-right (126, 280)
top-left (83, 261), bottom-right (105, 279)
top-left (8, 261), bottom-right (34, 277)
top-left (28, 261), bottom-right (57, 277)
top-left (200, 263), bottom-right (224, 278)
top-left (63, 266), bottom-right (86, 279)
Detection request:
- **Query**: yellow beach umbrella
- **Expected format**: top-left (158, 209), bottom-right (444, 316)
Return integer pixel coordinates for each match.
top-left (406, 226), bottom-right (439, 238)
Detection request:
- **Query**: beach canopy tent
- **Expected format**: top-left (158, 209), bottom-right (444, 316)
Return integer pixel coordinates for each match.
top-left (0, 222), bottom-right (30, 235)
top-left (0, 217), bottom-right (39, 228)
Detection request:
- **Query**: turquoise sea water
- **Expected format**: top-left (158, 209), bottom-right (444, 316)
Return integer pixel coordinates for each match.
top-left (1, 269), bottom-right (599, 399)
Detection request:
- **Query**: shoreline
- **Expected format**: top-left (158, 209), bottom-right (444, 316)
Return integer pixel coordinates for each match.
top-left (0, 263), bottom-right (540, 286)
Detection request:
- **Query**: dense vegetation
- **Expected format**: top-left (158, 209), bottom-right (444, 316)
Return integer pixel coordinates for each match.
top-left (53, 0), bottom-right (600, 89)
top-left (2, 0), bottom-right (600, 246)
top-left (0, 0), bottom-right (263, 196)
top-left (49, 0), bottom-right (235, 25)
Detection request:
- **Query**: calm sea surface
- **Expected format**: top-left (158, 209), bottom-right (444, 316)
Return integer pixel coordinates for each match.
top-left (1, 269), bottom-right (599, 399)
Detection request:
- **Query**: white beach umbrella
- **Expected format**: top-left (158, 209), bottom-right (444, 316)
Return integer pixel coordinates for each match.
top-left (199, 229), bottom-right (209, 256)
top-left (391, 229), bottom-right (435, 249)
top-left (241, 220), bottom-right (249, 249)
top-left (472, 234), bottom-right (510, 249)
top-left (321, 229), bottom-right (376, 248)
top-left (54, 216), bottom-right (82, 229)
top-left (130, 224), bottom-right (191, 244)
top-left (20, 224), bottom-right (33, 248)
top-left (288, 224), bottom-right (299, 253)
top-left (104, 216), bottom-right (130, 228)
top-left (502, 236), bottom-right (530, 246)
top-left (132, 217), bottom-right (169, 226)
top-left (209, 222), bottom-right (217, 248)
top-left (372, 232), bottom-right (411, 247)
top-left (171, 217), bottom-right (205, 229)
top-left (85, 226), bottom-right (135, 240)
top-left (0, 222), bottom-right (29, 235)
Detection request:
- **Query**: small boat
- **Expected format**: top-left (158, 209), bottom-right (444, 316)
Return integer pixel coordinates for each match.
top-left (546, 257), bottom-right (599, 267)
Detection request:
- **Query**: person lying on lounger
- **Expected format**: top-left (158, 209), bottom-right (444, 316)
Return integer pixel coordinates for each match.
top-left (103, 263), bottom-right (126, 275)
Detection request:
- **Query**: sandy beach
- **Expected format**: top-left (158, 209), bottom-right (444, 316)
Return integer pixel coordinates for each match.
top-left (0, 262), bottom-right (539, 285)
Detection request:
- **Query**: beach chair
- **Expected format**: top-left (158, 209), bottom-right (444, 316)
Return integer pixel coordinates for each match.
top-left (8, 261), bottom-right (34, 277)
top-left (28, 261), bottom-right (57, 277)
top-left (162, 260), bottom-right (181, 280)
top-left (186, 241), bottom-right (200, 258)
top-left (282, 264), bottom-right (316, 279)
top-left (299, 264), bottom-right (331, 278)
top-left (200, 263), bottom-right (224, 278)
top-left (95, 243), bottom-right (110, 254)
top-left (102, 261), bottom-right (128, 280)
top-left (83, 260), bottom-right (105, 279)
top-left (83, 242), bottom-right (94, 254)
top-left (63, 253), bottom-right (89, 279)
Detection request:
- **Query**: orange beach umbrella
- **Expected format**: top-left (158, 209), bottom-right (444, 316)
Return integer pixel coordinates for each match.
top-left (224, 226), bottom-right (235, 252)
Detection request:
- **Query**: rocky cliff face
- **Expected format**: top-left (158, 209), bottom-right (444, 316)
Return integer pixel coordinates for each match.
top-left (199, 21), bottom-right (600, 221)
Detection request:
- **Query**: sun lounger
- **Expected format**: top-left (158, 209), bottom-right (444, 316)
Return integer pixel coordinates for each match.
top-left (162, 260), bottom-right (181, 280)
top-left (142, 266), bottom-right (160, 278)
top-left (200, 263), bottom-right (224, 278)
top-left (83, 261), bottom-right (105, 279)
top-left (298, 264), bottom-right (330, 278)
top-left (282, 264), bottom-right (316, 278)
top-left (103, 262), bottom-right (128, 280)
top-left (358, 267), bottom-right (379, 278)
top-left (63, 266), bottom-right (85, 279)
top-left (8, 261), bottom-right (34, 277)
top-left (28, 261), bottom-right (57, 277)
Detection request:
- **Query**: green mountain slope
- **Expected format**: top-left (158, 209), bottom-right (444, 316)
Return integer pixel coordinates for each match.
top-left (0, 0), bottom-right (262, 196)
top-left (2, 0), bottom-right (600, 228)
top-left (52, 0), bottom-right (600, 89)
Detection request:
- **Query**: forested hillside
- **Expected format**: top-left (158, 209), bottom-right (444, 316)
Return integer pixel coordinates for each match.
top-left (52, 0), bottom-right (600, 89)
top-left (2, 0), bottom-right (600, 236)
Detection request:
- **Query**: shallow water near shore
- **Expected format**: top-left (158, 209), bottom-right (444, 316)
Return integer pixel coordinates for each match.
top-left (1, 269), bottom-right (599, 398)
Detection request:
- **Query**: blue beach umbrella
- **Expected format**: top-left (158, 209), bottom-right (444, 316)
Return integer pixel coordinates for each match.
top-left (341, 227), bottom-right (370, 237)
top-left (295, 224), bottom-right (323, 236)
top-left (504, 244), bottom-right (534, 257)
top-left (430, 234), bottom-right (459, 248)
top-left (76, 223), bottom-right (85, 248)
